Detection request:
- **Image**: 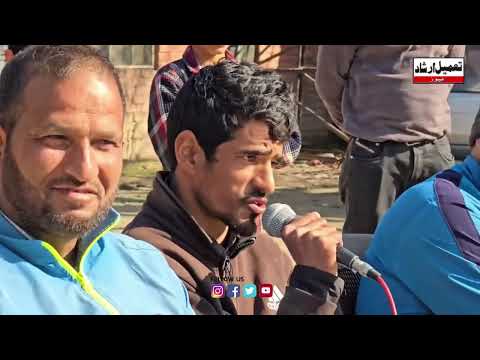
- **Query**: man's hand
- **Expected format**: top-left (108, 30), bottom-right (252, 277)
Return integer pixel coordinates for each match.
top-left (282, 212), bottom-right (342, 275)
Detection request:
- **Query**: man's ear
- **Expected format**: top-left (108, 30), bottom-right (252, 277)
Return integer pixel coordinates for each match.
top-left (174, 130), bottom-right (206, 172)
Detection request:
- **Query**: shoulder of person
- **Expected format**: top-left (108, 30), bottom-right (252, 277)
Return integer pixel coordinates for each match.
top-left (103, 231), bottom-right (195, 288)
top-left (103, 231), bottom-right (167, 252)
top-left (153, 59), bottom-right (189, 83)
top-left (123, 226), bottom-right (172, 250)
top-left (123, 226), bottom-right (211, 290)
top-left (395, 176), bottom-right (438, 209)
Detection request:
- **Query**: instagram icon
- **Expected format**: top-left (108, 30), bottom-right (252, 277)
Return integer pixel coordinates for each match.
top-left (211, 284), bottom-right (225, 299)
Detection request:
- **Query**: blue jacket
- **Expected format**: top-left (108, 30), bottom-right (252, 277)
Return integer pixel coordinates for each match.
top-left (356, 155), bottom-right (480, 315)
top-left (0, 208), bottom-right (194, 315)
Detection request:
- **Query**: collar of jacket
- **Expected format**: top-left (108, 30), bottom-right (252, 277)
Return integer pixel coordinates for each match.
top-left (145, 171), bottom-right (255, 269)
top-left (0, 208), bottom-right (120, 272)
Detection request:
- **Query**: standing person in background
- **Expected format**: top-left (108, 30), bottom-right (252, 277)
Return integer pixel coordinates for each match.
top-left (315, 45), bottom-right (465, 234)
top-left (4, 45), bottom-right (29, 62)
top-left (148, 46), bottom-right (235, 170)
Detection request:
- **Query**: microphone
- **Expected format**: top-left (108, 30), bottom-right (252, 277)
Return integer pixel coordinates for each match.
top-left (262, 203), bottom-right (381, 279)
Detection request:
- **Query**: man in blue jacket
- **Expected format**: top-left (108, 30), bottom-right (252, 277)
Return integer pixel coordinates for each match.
top-left (356, 109), bottom-right (480, 315)
top-left (0, 45), bottom-right (194, 315)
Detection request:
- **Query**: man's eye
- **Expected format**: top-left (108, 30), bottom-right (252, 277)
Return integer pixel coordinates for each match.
top-left (41, 135), bottom-right (69, 149)
top-left (244, 154), bottom-right (258, 162)
top-left (272, 159), bottom-right (287, 169)
top-left (93, 140), bottom-right (116, 150)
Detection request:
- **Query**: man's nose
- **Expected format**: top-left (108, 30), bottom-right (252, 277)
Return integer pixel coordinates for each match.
top-left (63, 142), bottom-right (99, 183)
top-left (254, 163), bottom-right (275, 195)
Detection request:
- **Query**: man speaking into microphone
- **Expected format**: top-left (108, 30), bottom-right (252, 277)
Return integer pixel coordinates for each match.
top-left (124, 61), bottom-right (344, 315)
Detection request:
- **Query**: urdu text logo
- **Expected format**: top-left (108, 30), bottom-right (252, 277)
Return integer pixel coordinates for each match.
top-left (413, 57), bottom-right (464, 84)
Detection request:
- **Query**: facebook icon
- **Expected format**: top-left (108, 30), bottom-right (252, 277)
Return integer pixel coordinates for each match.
top-left (227, 284), bottom-right (241, 298)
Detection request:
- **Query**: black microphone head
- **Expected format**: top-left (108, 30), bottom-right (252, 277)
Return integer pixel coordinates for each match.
top-left (262, 203), bottom-right (297, 238)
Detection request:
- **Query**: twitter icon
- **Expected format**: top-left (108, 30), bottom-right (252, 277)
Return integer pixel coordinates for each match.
top-left (243, 284), bottom-right (257, 298)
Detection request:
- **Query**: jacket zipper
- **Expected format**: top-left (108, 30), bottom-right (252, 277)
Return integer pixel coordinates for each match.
top-left (40, 219), bottom-right (120, 315)
top-left (221, 256), bottom-right (233, 280)
top-left (220, 236), bottom-right (255, 280)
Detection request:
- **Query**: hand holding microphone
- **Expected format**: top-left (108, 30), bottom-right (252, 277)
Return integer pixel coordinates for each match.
top-left (263, 203), bottom-right (342, 276)
top-left (262, 203), bottom-right (396, 314)
top-left (263, 203), bottom-right (381, 279)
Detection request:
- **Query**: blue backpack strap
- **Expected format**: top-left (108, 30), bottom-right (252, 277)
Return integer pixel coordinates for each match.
top-left (435, 169), bottom-right (480, 265)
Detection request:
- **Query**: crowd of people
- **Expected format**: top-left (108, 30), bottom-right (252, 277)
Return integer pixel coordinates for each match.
top-left (0, 44), bottom-right (475, 315)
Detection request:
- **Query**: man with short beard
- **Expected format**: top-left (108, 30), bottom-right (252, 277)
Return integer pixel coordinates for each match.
top-left (0, 45), bottom-right (194, 315)
top-left (125, 61), bottom-right (344, 315)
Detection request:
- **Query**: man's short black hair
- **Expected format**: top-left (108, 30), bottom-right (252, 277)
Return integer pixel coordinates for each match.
top-left (167, 60), bottom-right (298, 170)
top-left (7, 45), bottom-right (29, 55)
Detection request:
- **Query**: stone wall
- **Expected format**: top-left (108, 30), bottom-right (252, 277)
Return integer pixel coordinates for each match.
top-left (117, 68), bottom-right (157, 161)
top-left (156, 45), bottom-right (188, 67)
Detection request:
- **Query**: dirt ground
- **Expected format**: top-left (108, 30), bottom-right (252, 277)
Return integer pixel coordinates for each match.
top-left (113, 147), bottom-right (346, 233)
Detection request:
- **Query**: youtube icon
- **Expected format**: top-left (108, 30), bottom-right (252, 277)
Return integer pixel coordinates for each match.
top-left (259, 284), bottom-right (273, 298)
